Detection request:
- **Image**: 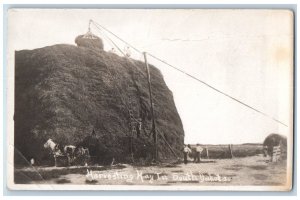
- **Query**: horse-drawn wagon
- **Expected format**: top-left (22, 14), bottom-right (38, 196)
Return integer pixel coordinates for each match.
top-left (44, 139), bottom-right (90, 167)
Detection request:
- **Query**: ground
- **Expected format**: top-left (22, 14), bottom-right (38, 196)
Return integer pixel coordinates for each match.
top-left (14, 154), bottom-right (287, 186)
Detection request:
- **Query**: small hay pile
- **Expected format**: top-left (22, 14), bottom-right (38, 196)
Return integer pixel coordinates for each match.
top-left (15, 41), bottom-right (184, 165)
top-left (75, 32), bottom-right (104, 50)
top-left (263, 133), bottom-right (287, 159)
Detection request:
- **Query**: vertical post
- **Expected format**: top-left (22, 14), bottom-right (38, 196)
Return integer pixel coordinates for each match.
top-left (206, 146), bottom-right (209, 159)
top-left (130, 136), bottom-right (134, 163)
top-left (229, 144), bottom-right (233, 159)
top-left (88, 19), bottom-right (92, 32)
top-left (54, 155), bottom-right (57, 167)
top-left (143, 52), bottom-right (158, 162)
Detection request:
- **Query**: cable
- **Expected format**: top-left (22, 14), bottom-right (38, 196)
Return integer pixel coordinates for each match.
top-left (157, 130), bottom-right (179, 159)
top-left (147, 53), bottom-right (288, 127)
top-left (89, 19), bottom-right (288, 127)
top-left (91, 20), bottom-right (143, 55)
top-left (92, 22), bottom-right (127, 57)
top-left (90, 21), bottom-right (146, 161)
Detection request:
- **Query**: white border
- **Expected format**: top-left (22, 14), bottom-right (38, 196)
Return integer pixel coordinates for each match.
top-left (2, 4), bottom-right (297, 195)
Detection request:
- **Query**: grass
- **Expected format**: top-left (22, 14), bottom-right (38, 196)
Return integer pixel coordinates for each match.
top-left (85, 179), bottom-right (98, 184)
top-left (188, 144), bottom-right (264, 159)
top-left (14, 156), bottom-right (287, 186)
top-left (14, 164), bottom-right (126, 184)
top-left (248, 165), bottom-right (267, 170)
top-left (56, 178), bottom-right (71, 184)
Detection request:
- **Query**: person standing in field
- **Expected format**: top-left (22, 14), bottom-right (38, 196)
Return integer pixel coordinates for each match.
top-left (195, 144), bottom-right (203, 163)
top-left (183, 145), bottom-right (192, 164)
top-left (187, 144), bottom-right (196, 162)
top-left (78, 128), bottom-right (102, 163)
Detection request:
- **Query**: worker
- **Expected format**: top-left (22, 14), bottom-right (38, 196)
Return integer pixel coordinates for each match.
top-left (124, 46), bottom-right (131, 57)
top-left (187, 144), bottom-right (196, 162)
top-left (109, 48), bottom-right (116, 54)
top-left (78, 128), bottom-right (102, 163)
top-left (183, 144), bottom-right (192, 164)
top-left (195, 144), bottom-right (203, 163)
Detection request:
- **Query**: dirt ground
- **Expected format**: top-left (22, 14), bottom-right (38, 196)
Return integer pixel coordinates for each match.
top-left (15, 154), bottom-right (287, 186)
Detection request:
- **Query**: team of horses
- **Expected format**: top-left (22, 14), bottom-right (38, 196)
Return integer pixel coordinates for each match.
top-left (43, 139), bottom-right (90, 167)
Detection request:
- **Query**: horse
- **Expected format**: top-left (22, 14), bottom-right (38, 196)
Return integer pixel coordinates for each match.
top-left (43, 139), bottom-right (64, 166)
top-left (75, 146), bottom-right (89, 157)
top-left (43, 139), bottom-right (63, 156)
top-left (63, 145), bottom-right (76, 165)
top-left (64, 145), bottom-right (76, 157)
top-left (44, 139), bottom-right (77, 166)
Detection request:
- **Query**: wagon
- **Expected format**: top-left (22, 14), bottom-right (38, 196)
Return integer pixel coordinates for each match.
top-left (54, 155), bottom-right (69, 167)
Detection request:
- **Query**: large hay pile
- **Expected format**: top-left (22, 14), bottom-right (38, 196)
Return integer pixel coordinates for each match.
top-left (15, 42), bottom-right (184, 165)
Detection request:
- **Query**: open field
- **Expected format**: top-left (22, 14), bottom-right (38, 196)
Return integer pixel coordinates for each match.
top-left (189, 143), bottom-right (263, 159)
top-left (14, 154), bottom-right (287, 186)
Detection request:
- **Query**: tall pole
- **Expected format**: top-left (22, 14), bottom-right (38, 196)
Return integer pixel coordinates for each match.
top-left (88, 19), bottom-right (92, 32)
top-left (143, 52), bottom-right (158, 162)
top-left (229, 144), bottom-right (233, 159)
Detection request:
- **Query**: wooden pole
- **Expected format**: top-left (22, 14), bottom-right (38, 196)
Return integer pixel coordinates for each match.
top-left (206, 146), bottom-right (209, 159)
top-left (88, 19), bottom-right (92, 32)
top-left (229, 144), bottom-right (233, 158)
top-left (143, 52), bottom-right (158, 162)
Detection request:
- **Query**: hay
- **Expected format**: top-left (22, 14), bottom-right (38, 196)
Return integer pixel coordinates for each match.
top-left (75, 33), bottom-right (104, 50)
top-left (14, 44), bottom-right (184, 165)
top-left (263, 133), bottom-right (287, 158)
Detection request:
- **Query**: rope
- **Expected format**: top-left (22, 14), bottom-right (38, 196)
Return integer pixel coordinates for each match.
top-left (87, 47), bottom-right (131, 112)
top-left (89, 19), bottom-right (288, 127)
top-left (87, 19), bottom-right (289, 164)
top-left (89, 24), bottom-right (139, 117)
top-left (91, 21), bottom-right (148, 125)
top-left (90, 21), bottom-right (145, 161)
top-left (157, 130), bottom-right (180, 159)
top-left (86, 47), bottom-right (137, 158)
top-left (147, 53), bottom-right (288, 127)
top-left (91, 20), bottom-right (143, 55)
top-left (92, 22), bottom-right (127, 57)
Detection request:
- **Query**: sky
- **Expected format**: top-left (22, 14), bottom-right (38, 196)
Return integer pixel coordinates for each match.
top-left (8, 9), bottom-right (294, 144)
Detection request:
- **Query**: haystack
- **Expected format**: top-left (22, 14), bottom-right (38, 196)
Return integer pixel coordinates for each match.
top-left (263, 133), bottom-right (287, 159)
top-left (14, 38), bottom-right (184, 165)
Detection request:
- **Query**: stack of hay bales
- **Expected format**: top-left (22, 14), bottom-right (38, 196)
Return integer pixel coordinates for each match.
top-left (14, 34), bottom-right (184, 165)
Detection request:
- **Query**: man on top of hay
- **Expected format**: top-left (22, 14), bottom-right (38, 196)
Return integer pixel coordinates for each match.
top-left (124, 46), bottom-right (131, 57)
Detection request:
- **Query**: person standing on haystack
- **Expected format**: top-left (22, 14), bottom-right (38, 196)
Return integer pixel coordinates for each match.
top-left (91, 128), bottom-right (100, 156)
top-left (183, 144), bottom-right (192, 164)
top-left (109, 48), bottom-right (117, 54)
top-left (91, 128), bottom-right (96, 138)
top-left (124, 46), bottom-right (131, 58)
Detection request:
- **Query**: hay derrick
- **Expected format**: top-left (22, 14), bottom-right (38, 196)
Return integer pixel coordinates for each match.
top-left (15, 43), bottom-right (184, 165)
